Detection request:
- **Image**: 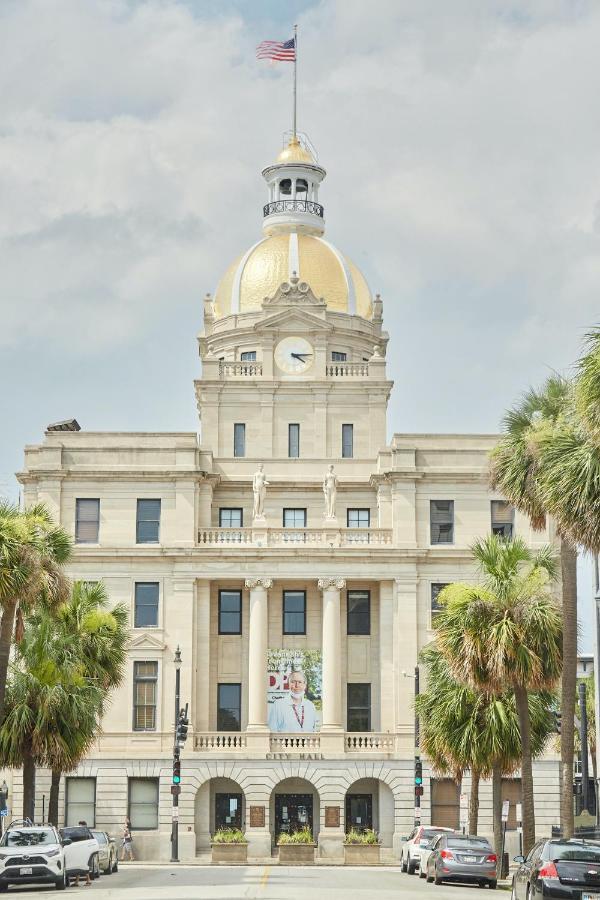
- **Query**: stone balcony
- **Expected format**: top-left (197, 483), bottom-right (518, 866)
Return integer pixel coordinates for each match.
top-left (192, 731), bottom-right (403, 757)
top-left (197, 527), bottom-right (393, 547)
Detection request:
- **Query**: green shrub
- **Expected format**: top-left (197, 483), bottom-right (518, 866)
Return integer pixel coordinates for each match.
top-left (277, 826), bottom-right (314, 845)
top-left (344, 828), bottom-right (379, 845)
top-left (212, 828), bottom-right (247, 844)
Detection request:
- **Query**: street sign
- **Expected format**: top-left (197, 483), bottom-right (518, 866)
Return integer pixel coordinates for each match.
top-left (502, 800), bottom-right (510, 823)
top-left (414, 808), bottom-right (421, 819)
top-left (172, 806), bottom-right (179, 820)
top-left (516, 803), bottom-right (522, 823)
top-left (460, 793), bottom-right (468, 808)
top-left (0, 809), bottom-right (8, 817)
top-left (170, 785), bottom-right (181, 796)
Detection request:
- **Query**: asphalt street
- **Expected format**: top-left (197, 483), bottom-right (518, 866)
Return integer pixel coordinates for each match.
top-left (3, 865), bottom-right (501, 899)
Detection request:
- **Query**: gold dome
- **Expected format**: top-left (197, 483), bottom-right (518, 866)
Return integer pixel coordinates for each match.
top-left (276, 136), bottom-right (315, 164)
top-left (213, 234), bottom-right (372, 319)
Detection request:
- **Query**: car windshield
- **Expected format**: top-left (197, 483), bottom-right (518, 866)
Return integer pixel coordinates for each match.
top-left (448, 838), bottom-right (491, 850)
top-left (550, 841), bottom-right (600, 862)
top-left (61, 827), bottom-right (90, 842)
top-left (2, 829), bottom-right (56, 847)
top-left (422, 829), bottom-right (444, 839)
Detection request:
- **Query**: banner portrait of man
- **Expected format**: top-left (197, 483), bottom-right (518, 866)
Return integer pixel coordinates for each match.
top-left (267, 649), bottom-right (322, 733)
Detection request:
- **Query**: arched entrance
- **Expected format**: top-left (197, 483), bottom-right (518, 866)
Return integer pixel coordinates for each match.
top-left (270, 777), bottom-right (320, 845)
top-left (194, 777), bottom-right (245, 852)
top-left (345, 778), bottom-right (394, 848)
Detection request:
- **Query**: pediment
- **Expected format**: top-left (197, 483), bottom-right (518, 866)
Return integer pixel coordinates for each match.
top-left (262, 276), bottom-right (326, 310)
top-left (128, 632), bottom-right (167, 652)
top-left (254, 306), bottom-right (332, 335)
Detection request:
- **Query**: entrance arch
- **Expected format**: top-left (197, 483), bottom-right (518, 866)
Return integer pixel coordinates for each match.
top-left (345, 778), bottom-right (394, 848)
top-left (270, 777), bottom-right (320, 845)
top-left (194, 777), bottom-right (245, 852)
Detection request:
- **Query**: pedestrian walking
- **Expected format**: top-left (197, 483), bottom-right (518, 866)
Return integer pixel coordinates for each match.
top-left (72, 821), bottom-right (92, 886)
top-left (121, 819), bottom-right (134, 861)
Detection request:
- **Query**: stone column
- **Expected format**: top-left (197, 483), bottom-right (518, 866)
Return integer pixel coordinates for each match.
top-left (319, 578), bottom-right (345, 737)
top-left (245, 578), bottom-right (272, 731)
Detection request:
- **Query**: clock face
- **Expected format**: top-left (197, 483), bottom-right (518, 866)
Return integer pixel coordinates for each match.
top-left (274, 337), bottom-right (314, 374)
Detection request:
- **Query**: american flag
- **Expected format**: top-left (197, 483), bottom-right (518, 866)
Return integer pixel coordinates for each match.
top-left (256, 37), bottom-right (296, 62)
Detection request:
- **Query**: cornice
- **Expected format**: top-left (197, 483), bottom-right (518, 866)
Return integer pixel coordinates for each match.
top-left (18, 470), bottom-right (209, 483)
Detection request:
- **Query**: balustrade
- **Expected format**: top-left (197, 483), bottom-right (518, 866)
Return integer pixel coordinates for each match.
top-left (219, 362), bottom-right (263, 377)
top-left (198, 527), bottom-right (392, 547)
top-left (326, 362), bottom-right (369, 377)
top-left (194, 732), bottom-right (247, 751)
top-left (269, 733), bottom-right (321, 752)
top-left (345, 733), bottom-right (396, 753)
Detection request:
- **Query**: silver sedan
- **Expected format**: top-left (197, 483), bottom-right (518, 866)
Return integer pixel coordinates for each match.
top-left (426, 833), bottom-right (498, 889)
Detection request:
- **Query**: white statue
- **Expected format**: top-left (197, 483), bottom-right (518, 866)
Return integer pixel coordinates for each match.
top-left (252, 464), bottom-right (269, 519)
top-left (323, 464), bottom-right (338, 519)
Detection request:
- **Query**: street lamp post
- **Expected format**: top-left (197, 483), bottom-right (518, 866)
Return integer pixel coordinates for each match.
top-left (171, 647), bottom-right (182, 864)
top-left (403, 666), bottom-right (421, 825)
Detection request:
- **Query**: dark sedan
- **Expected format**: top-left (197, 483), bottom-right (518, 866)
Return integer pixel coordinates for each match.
top-left (426, 833), bottom-right (497, 888)
top-left (512, 837), bottom-right (600, 898)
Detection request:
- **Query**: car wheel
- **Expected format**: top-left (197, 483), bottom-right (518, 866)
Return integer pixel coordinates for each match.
top-left (0, 885), bottom-right (7, 893)
top-left (488, 881), bottom-right (497, 890)
top-left (91, 854), bottom-right (100, 880)
top-left (426, 868), bottom-right (434, 884)
top-left (55, 870), bottom-right (67, 890)
top-left (434, 870), bottom-right (443, 885)
top-left (407, 857), bottom-right (417, 874)
top-left (112, 856), bottom-right (118, 874)
top-left (400, 853), bottom-right (408, 873)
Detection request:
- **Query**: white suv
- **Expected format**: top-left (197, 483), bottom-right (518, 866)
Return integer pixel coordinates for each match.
top-left (0, 822), bottom-right (68, 891)
top-left (400, 825), bottom-right (454, 874)
top-left (60, 825), bottom-right (101, 881)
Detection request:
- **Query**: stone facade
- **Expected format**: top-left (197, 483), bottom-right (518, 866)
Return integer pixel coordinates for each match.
top-left (15, 133), bottom-right (561, 861)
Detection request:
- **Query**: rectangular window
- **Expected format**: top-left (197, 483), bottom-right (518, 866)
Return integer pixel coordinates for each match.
top-left (430, 500), bottom-right (454, 544)
top-left (217, 683), bottom-right (241, 731)
top-left (347, 590), bottom-right (370, 635)
top-left (283, 508), bottom-right (307, 528)
top-left (431, 583), bottom-right (449, 621)
top-left (233, 423), bottom-right (246, 457)
top-left (65, 777), bottom-right (96, 827)
top-left (134, 583), bottom-right (159, 628)
top-left (219, 508), bottom-right (243, 527)
top-left (128, 778), bottom-right (159, 831)
top-left (240, 351), bottom-right (256, 361)
top-left (218, 589), bottom-right (242, 634)
top-left (136, 499), bottom-right (161, 544)
top-left (347, 508), bottom-right (370, 528)
top-left (75, 499), bottom-right (100, 544)
top-left (288, 423), bottom-right (300, 458)
top-left (491, 500), bottom-right (514, 539)
top-left (342, 423), bottom-right (354, 458)
top-left (133, 661), bottom-right (158, 731)
top-left (331, 351), bottom-right (347, 362)
top-left (347, 683), bottom-right (371, 732)
top-left (283, 590), bottom-right (306, 635)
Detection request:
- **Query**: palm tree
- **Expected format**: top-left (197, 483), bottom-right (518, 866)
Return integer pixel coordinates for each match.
top-left (417, 644), bottom-right (554, 866)
top-left (490, 375), bottom-right (579, 839)
top-left (0, 502), bottom-right (72, 723)
top-left (434, 535), bottom-right (562, 854)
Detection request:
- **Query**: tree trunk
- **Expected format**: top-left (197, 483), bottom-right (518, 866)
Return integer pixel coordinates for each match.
top-left (492, 761), bottom-right (503, 879)
top-left (515, 683), bottom-right (536, 855)
top-left (560, 539), bottom-right (578, 840)
top-left (22, 746), bottom-right (35, 822)
top-left (469, 769), bottom-right (480, 835)
top-left (0, 598), bottom-right (18, 725)
top-left (48, 770), bottom-right (61, 826)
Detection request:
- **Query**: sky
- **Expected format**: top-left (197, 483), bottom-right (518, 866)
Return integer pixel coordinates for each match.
top-left (0, 0), bottom-right (598, 644)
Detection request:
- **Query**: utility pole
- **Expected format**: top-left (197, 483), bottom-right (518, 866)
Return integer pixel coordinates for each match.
top-left (171, 646), bottom-right (187, 864)
top-left (404, 667), bottom-right (422, 825)
top-left (579, 680), bottom-right (590, 813)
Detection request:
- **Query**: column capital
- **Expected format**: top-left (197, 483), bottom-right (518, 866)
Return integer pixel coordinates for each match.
top-left (245, 577), bottom-right (273, 590)
top-left (318, 577), bottom-right (346, 591)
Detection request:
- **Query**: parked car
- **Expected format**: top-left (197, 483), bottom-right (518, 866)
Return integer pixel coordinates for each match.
top-left (512, 837), bottom-right (600, 899)
top-left (426, 832), bottom-right (497, 888)
top-left (400, 825), bottom-right (454, 874)
top-left (91, 830), bottom-right (118, 875)
top-left (60, 825), bottom-right (101, 881)
top-left (0, 822), bottom-right (68, 891)
top-left (419, 829), bottom-right (458, 878)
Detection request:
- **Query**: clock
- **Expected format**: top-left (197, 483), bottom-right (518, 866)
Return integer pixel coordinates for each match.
top-left (274, 337), bottom-right (314, 374)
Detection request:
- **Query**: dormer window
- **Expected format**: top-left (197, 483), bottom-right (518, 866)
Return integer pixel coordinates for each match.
top-left (240, 351), bottom-right (257, 362)
top-left (332, 351), bottom-right (347, 362)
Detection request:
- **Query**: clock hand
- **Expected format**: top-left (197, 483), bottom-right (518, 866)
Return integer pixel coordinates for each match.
top-left (291, 353), bottom-right (312, 360)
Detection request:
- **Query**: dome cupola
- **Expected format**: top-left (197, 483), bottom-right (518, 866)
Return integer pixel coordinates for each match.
top-left (261, 133), bottom-right (326, 237)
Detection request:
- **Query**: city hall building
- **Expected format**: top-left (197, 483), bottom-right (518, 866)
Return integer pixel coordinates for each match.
top-left (16, 131), bottom-right (561, 861)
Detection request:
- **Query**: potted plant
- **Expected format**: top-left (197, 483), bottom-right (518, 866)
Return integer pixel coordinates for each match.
top-left (343, 828), bottom-right (380, 865)
top-left (277, 827), bottom-right (316, 865)
top-left (211, 828), bottom-right (248, 864)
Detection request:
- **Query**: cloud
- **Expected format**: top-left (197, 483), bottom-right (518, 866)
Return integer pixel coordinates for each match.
top-left (0, 0), bottom-right (599, 429)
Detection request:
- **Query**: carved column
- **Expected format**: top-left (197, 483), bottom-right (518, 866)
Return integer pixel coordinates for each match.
top-left (319, 578), bottom-right (346, 731)
top-left (245, 578), bottom-right (272, 730)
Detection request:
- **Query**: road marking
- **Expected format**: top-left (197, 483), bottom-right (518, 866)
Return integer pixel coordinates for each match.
top-left (260, 865), bottom-right (270, 887)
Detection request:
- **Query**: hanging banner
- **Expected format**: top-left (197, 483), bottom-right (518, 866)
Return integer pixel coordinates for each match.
top-left (267, 648), bottom-right (322, 732)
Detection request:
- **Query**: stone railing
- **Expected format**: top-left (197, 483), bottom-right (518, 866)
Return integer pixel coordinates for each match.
top-left (194, 732), bottom-right (247, 751)
top-left (345, 733), bottom-right (397, 753)
top-left (198, 527), bottom-right (393, 547)
top-left (326, 362), bottom-right (369, 377)
top-left (219, 362), bottom-right (263, 377)
top-left (197, 528), bottom-right (254, 545)
top-left (269, 733), bottom-right (321, 752)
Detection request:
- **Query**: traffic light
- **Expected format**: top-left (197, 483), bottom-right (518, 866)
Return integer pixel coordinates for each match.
top-left (553, 710), bottom-right (562, 735)
top-left (176, 705), bottom-right (189, 745)
top-left (172, 754), bottom-right (181, 785)
top-left (415, 759), bottom-right (423, 793)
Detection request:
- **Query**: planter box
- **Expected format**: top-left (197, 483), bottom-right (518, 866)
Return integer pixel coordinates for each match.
top-left (211, 843), bottom-right (248, 864)
top-left (278, 843), bottom-right (316, 865)
top-left (344, 844), bottom-right (381, 866)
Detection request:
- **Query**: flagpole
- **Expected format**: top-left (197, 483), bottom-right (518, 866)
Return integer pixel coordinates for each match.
top-left (293, 23), bottom-right (298, 138)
